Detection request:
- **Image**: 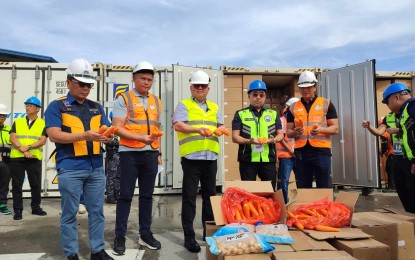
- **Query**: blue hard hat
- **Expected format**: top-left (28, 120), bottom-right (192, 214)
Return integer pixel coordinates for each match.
top-left (382, 83), bottom-right (410, 104)
top-left (24, 96), bottom-right (41, 107)
top-left (109, 111), bottom-right (113, 119)
top-left (248, 80), bottom-right (267, 93)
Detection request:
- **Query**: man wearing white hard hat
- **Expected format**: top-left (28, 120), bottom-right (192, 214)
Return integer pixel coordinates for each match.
top-left (0, 104), bottom-right (12, 215)
top-left (45, 58), bottom-right (114, 260)
top-left (173, 70), bottom-right (227, 253)
top-left (112, 61), bottom-right (162, 254)
top-left (276, 97), bottom-right (299, 203)
top-left (286, 71), bottom-right (339, 189)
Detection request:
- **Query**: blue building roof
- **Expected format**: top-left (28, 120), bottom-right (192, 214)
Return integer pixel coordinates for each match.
top-left (0, 48), bottom-right (58, 62)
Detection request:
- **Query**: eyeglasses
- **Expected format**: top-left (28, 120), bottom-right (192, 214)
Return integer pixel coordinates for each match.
top-left (25, 104), bottom-right (37, 108)
top-left (251, 93), bottom-right (266, 98)
top-left (193, 84), bottom-right (209, 89)
top-left (70, 79), bottom-right (94, 89)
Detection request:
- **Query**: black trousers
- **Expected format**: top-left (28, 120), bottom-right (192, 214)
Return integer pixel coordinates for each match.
top-left (392, 155), bottom-right (415, 213)
top-left (0, 161), bottom-right (10, 204)
top-left (239, 161), bottom-right (277, 190)
top-left (9, 159), bottom-right (42, 212)
top-left (181, 158), bottom-right (217, 239)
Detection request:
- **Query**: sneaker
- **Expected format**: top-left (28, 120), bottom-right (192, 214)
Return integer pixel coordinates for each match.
top-left (78, 204), bottom-right (87, 214)
top-left (184, 237), bottom-right (201, 253)
top-left (13, 210), bottom-right (22, 220)
top-left (32, 208), bottom-right (47, 216)
top-left (90, 249), bottom-right (114, 260)
top-left (67, 254), bottom-right (79, 260)
top-left (113, 235), bottom-right (126, 255)
top-left (139, 232), bottom-right (161, 250)
top-left (0, 204), bottom-right (12, 215)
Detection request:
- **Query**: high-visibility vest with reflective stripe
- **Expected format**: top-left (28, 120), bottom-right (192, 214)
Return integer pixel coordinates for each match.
top-left (10, 117), bottom-right (45, 160)
top-left (57, 97), bottom-right (102, 157)
top-left (385, 113), bottom-right (402, 155)
top-left (276, 116), bottom-right (294, 158)
top-left (0, 124), bottom-right (11, 158)
top-left (119, 90), bottom-right (161, 149)
top-left (238, 108), bottom-right (277, 162)
top-left (176, 98), bottom-right (220, 157)
top-left (400, 98), bottom-right (415, 159)
top-left (290, 97), bottom-right (331, 148)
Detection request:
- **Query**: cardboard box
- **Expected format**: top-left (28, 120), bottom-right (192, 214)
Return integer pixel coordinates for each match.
top-left (352, 212), bottom-right (415, 260)
top-left (287, 182), bottom-right (297, 204)
top-left (273, 250), bottom-right (357, 260)
top-left (224, 75), bottom-right (243, 88)
top-left (304, 228), bottom-right (371, 241)
top-left (224, 167), bottom-right (240, 181)
top-left (329, 237), bottom-right (391, 260)
top-left (224, 88), bottom-right (243, 102)
top-left (210, 181), bottom-right (286, 226)
top-left (289, 230), bottom-right (337, 251)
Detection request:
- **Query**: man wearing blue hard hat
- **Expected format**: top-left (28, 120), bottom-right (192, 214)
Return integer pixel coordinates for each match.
top-left (9, 96), bottom-right (47, 220)
top-left (382, 82), bottom-right (415, 213)
top-left (231, 79), bottom-right (283, 190)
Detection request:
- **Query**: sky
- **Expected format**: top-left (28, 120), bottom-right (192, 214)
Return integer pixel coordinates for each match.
top-left (1, 0), bottom-right (415, 72)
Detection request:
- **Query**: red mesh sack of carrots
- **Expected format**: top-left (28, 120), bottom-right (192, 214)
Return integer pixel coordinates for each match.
top-left (221, 187), bottom-right (282, 224)
top-left (286, 197), bottom-right (351, 231)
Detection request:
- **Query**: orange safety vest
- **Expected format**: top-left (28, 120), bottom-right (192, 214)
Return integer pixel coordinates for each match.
top-left (290, 97), bottom-right (331, 149)
top-left (276, 116), bottom-right (294, 158)
top-left (119, 90), bottom-right (161, 149)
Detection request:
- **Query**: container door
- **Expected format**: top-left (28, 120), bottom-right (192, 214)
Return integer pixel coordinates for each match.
top-left (172, 65), bottom-right (224, 189)
top-left (320, 60), bottom-right (379, 187)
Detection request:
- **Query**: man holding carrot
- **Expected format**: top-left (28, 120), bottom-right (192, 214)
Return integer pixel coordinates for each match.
top-left (45, 58), bottom-right (113, 260)
top-left (172, 70), bottom-right (226, 253)
top-left (286, 71), bottom-right (339, 189)
top-left (111, 61), bottom-right (163, 254)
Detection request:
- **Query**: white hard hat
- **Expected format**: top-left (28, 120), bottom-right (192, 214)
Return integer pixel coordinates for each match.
top-left (0, 104), bottom-right (9, 114)
top-left (66, 58), bottom-right (96, 84)
top-left (285, 97), bottom-right (300, 106)
top-left (189, 70), bottom-right (210, 85)
top-left (298, 71), bottom-right (318, 88)
top-left (133, 61), bottom-right (155, 74)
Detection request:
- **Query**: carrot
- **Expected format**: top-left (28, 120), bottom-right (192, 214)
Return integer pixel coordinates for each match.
top-left (214, 129), bottom-right (223, 136)
top-left (243, 203), bottom-right (251, 218)
top-left (317, 208), bottom-right (328, 217)
top-left (287, 210), bottom-right (297, 219)
top-left (304, 224), bottom-right (315, 230)
top-left (301, 209), bottom-right (315, 216)
top-left (97, 125), bottom-right (108, 134)
top-left (247, 201), bottom-right (259, 217)
top-left (221, 129), bottom-right (231, 136)
top-left (312, 123), bottom-right (319, 129)
top-left (294, 221), bottom-right (304, 230)
top-left (235, 209), bottom-right (242, 221)
top-left (294, 118), bottom-right (304, 128)
top-left (258, 137), bottom-right (267, 144)
top-left (236, 204), bottom-right (246, 219)
top-left (315, 225), bottom-right (340, 232)
top-left (149, 130), bottom-right (164, 139)
top-left (255, 201), bottom-right (264, 215)
top-left (103, 126), bottom-right (119, 137)
top-left (296, 214), bottom-right (310, 220)
top-left (203, 128), bottom-right (213, 137)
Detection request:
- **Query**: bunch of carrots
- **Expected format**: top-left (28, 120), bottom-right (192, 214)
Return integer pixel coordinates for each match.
top-left (286, 198), bottom-right (351, 232)
top-left (149, 129), bottom-right (164, 139)
top-left (97, 125), bottom-right (119, 137)
top-left (203, 128), bottom-right (230, 137)
top-left (257, 137), bottom-right (268, 144)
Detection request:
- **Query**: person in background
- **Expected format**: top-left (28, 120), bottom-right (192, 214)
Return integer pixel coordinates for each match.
top-left (276, 97), bottom-right (299, 204)
top-left (105, 111), bottom-right (120, 204)
top-left (9, 96), bottom-right (47, 221)
top-left (287, 71), bottom-right (339, 189)
top-left (173, 70), bottom-right (226, 253)
top-left (232, 80), bottom-right (284, 190)
top-left (381, 82), bottom-right (415, 213)
top-left (45, 58), bottom-right (114, 260)
top-left (112, 61), bottom-right (162, 255)
top-left (0, 104), bottom-right (12, 215)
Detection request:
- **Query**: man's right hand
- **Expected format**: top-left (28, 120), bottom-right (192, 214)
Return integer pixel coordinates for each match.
top-left (362, 120), bottom-right (370, 128)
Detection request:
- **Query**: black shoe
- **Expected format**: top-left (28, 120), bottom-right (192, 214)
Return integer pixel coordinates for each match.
top-left (13, 210), bottom-right (22, 220)
top-left (106, 198), bottom-right (117, 204)
top-left (67, 254), bottom-right (79, 260)
top-left (113, 235), bottom-right (126, 255)
top-left (90, 249), bottom-right (114, 260)
top-left (139, 232), bottom-right (161, 250)
top-left (184, 237), bottom-right (201, 253)
top-left (32, 208), bottom-right (47, 216)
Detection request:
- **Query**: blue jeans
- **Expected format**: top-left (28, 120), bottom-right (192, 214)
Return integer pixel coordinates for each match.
top-left (115, 151), bottom-right (158, 236)
top-left (277, 158), bottom-right (294, 203)
top-left (58, 166), bottom-right (106, 256)
top-left (295, 152), bottom-right (331, 188)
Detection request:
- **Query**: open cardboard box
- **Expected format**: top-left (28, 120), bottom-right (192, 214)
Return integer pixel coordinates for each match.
top-left (210, 181), bottom-right (286, 226)
top-left (329, 237), bottom-right (391, 260)
top-left (273, 250), bottom-right (357, 260)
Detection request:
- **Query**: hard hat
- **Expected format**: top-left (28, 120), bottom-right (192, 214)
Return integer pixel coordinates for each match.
top-left (0, 104), bottom-right (9, 114)
top-left (248, 80), bottom-right (267, 93)
top-left (382, 82), bottom-right (411, 104)
top-left (133, 61), bottom-right (155, 74)
top-left (109, 111), bottom-right (113, 119)
top-left (286, 97), bottom-right (300, 106)
top-left (189, 70), bottom-right (210, 85)
top-left (298, 71), bottom-right (318, 87)
top-left (66, 58), bottom-right (96, 84)
top-left (24, 96), bottom-right (41, 107)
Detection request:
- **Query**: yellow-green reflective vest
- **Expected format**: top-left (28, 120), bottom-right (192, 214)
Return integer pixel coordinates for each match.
top-left (177, 98), bottom-right (220, 157)
top-left (10, 117), bottom-right (45, 160)
top-left (0, 124), bottom-right (11, 158)
top-left (400, 99), bottom-right (415, 160)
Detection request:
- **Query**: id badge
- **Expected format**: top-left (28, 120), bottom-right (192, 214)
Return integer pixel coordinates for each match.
top-left (254, 144), bottom-right (264, 152)
top-left (393, 141), bottom-right (403, 155)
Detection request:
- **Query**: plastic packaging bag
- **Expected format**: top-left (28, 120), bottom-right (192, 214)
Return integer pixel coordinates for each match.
top-left (255, 223), bottom-right (294, 244)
